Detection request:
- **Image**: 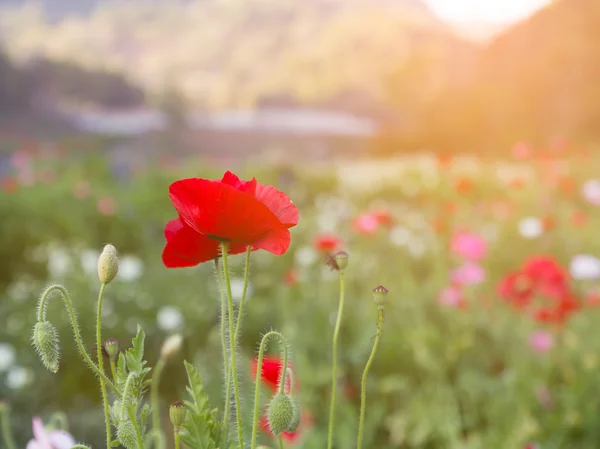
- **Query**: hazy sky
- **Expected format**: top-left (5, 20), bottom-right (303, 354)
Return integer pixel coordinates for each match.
top-left (424, 0), bottom-right (552, 23)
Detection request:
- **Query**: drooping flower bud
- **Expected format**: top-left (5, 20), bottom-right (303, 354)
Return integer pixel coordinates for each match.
top-left (98, 244), bottom-right (119, 284)
top-left (169, 401), bottom-right (187, 429)
top-left (286, 395), bottom-right (302, 432)
top-left (104, 338), bottom-right (119, 361)
top-left (334, 251), bottom-right (349, 271)
top-left (32, 321), bottom-right (60, 373)
top-left (161, 334), bottom-right (183, 360)
top-left (267, 393), bottom-right (294, 435)
top-left (117, 420), bottom-right (137, 449)
top-left (372, 285), bottom-right (389, 309)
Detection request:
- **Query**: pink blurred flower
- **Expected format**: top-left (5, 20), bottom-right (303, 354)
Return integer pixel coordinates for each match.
top-left (97, 196), bottom-right (117, 216)
top-left (450, 231), bottom-right (487, 261)
top-left (512, 141), bottom-right (531, 160)
top-left (73, 181), bottom-right (91, 199)
top-left (528, 330), bottom-right (554, 353)
top-left (26, 417), bottom-right (76, 449)
top-left (353, 213), bottom-right (379, 235)
top-left (451, 262), bottom-right (486, 286)
top-left (439, 285), bottom-right (462, 307)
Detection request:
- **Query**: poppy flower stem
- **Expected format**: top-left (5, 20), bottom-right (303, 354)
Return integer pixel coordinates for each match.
top-left (221, 243), bottom-right (245, 449)
top-left (215, 258), bottom-right (231, 445)
top-left (278, 434), bottom-right (285, 449)
top-left (151, 357), bottom-right (167, 449)
top-left (327, 270), bottom-right (345, 449)
top-left (286, 367), bottom-right (295, 396)
top-left (250, 330), bottom-right (289, 449)
top-left (356, 308), bottom-right (384, 449)
top-left (36, 284), bottom-right (120, 397)
top-left (95, 282), bottom-right (112, 449)
top-left (0, 402), bottom-right (17, 449)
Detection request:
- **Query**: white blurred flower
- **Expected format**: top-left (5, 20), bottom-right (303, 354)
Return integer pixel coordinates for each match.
top-left (81, 249), bottom-right (100, 275)
top-left (230, 278), bottom-right (252, 301)
top-left (582, 179), bottom-right (600, 205)
top-left (119, 255), bottom-right (144, 281)
top-left (0, 343), bottom-right (16, 371)
top-left (518, 217), bottom-right (543, 239)
top-left (157, 306), bottom-right (183, 331)
top-left (570, 255), bottom-right (600, 280)
top-left (47, 246), bottom-right (71, 278)
top-left (6, 366), bottom-right (31, 389)
top-left (408, 239), bottom-right (427, 258)
top-left (295, 246), bottom-right (318, 267)
top-left (389, 226), bottom-right (411, 247)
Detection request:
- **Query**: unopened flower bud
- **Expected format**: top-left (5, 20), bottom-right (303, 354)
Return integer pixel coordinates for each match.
top-left (117, 420), bottom-right (137, 449)
top-left (104, 338), bottom-right (119, 361)
top-left (334, 251), bottom-right (349, 271)
top-left (267, 393), bottom-right (294, 435)
top-left (372, 285), bottom-right (389, 308)
top-left (98, 244), bottom-right (119, 284)
top-left (161, 334), bottom-right (183, 360)
top-left (32, 321), bottom-right (60, 373)
top-left (169, 401), bottom-right (187, 429)
top-left (286, 395), bottom-right (302, 432)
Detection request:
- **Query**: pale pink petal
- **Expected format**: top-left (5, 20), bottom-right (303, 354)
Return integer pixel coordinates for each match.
top-left (48, 430), bottom-right (77, 449)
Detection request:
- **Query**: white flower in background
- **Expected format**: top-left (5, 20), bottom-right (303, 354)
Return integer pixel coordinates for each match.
top-left (570, 255), bottom-right (600, 280)
top-left (518, 217), bottom-right (543, 239)
top-left (81, 249), bottom-right (100, 275)
top-left (582, 179), bottom-right (600, 205)
top-left (47, 246), bottom-right (71, 278)
top-left (230, 278), bottom-right (252, 301)
top-left (0, 343), bottom-right (16, 371)
top-left (389, 226), bottom-right (411, 247)
top-left (6, 366), bottom-right (31, 389)
top-left (295, 246), bottom-right (318, 267)
top-left (157, 306), bottom-right (183, 331)
top-left (119, 255), bottom-right (144, 281)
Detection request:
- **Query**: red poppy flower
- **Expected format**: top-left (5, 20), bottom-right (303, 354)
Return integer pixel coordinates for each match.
top-left (251, 356), bottom-right (292, 393)
top-left (371, 209), bottom-right (393, 227)
top-left (314, 234), bottom-right (342, 253)
top-left (522, 257), bottom-right (569, 299)
top-left (163, 171), bottom-right (298, 267)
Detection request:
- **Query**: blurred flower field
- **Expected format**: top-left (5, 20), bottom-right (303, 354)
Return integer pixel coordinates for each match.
top-left (2, 139), bottom-right (600, 448)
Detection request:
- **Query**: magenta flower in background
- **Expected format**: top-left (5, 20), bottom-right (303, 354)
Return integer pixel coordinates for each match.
top-left (450, 231), bottom-right (487, 261)
top-left (26, 417), bottom-right (76, 449)
top-left (451, 262), bottom-right (486, 286)
top-left (528, 330), bottom-right (554, 354)
top-left (439, 285), bottom-right (462, 307)
top-left (353, 213), bottom-right (379, 235)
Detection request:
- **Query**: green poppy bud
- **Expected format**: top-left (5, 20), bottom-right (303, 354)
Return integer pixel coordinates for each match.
top-left (32, 321), bottom-right (60, 373)
top-left (98, 244), bottom-right (119, 284)
top-left (117, 420), bottom-right (137, 449)
top-left (267, 393), bottom-right (294, 435)
top-left (286, 395), bottom-right (302, 432)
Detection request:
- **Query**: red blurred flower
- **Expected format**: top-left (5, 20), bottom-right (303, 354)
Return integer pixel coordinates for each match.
top-left (541, 216), bottom-right (556, 232)
top-left (371, 209), bottom-right (393, 227)
top-left (498, 256), bottom-right (580, 324)
top-left (163, 171), bottom-right (298, 267)
top-left (284, 268), bottom-right (299, 286)
top-left (1, 176), bottom-right (18, 194)
top-left (455, 177), bottom-right (473, 194)
top-left (314, 233), bottom-right (341, 253)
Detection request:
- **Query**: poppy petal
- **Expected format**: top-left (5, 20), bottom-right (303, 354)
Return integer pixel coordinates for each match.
top-left (255, 183), bottom-right (299, 227)
top-left (252, 226), bottom-right (291, 255)
top-left (169, 178), bottom-right (286, 245)
top-left (165, 218), bottom-right (184, 240)
top-left (162, 221), bottom-right (221, 267)
top-left (221, 171), bottom-right (257, 195)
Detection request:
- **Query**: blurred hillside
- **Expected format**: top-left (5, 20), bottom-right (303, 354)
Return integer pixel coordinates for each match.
top-left (412, 0), bottom-right (600, 154)
top-left (0, 0), bottom-right (474, 115)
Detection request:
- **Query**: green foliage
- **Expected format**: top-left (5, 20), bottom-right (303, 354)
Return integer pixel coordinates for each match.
top-left (179, 361), bottom-right (222, 449)
top-left (110, 326), bottom-right (152, 448)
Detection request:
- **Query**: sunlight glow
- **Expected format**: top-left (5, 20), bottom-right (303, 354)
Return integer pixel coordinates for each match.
top-left (425, 0), bottom-right (552, 23)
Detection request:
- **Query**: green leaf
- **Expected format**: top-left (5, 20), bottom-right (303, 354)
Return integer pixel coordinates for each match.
top-left (180, 361), bottom-right (219, 449)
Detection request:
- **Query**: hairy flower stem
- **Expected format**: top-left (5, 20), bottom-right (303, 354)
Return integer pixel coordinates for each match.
top-left (110, 360), bottom-right (118, 380)
top-left (215, 258), bottom-right (231, 446)
top-left (327, 270), bottom-right (345, 449)
top-left (221, 243), bottom-right (244, 449)
top-left (278, 435), bottom-right (285, 449)
top-left (0, 403), bottom-right (17, 449)
top-left (174, 428), bottom-right (181, 449)
top-left (250, 331), bottom-right (289, 449)
top-left (356, 308), bottom-right (384, 449)
top-left (151, 357), bottom-right (167, 449)
top-left (37, 285), bottom-right (120, 397)
top-left (96, 282), bottom-right (112, 449)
